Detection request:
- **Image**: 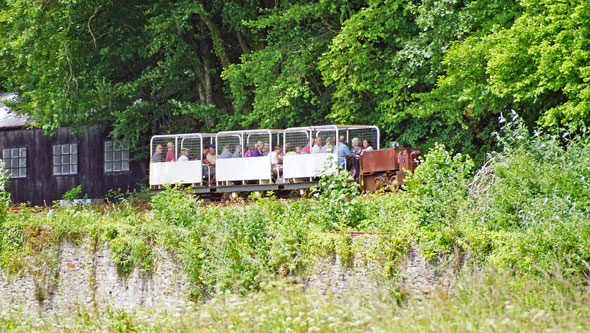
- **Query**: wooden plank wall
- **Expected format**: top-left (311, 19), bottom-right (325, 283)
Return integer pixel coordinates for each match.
top-left (0, 126), bottom-right (147, 205)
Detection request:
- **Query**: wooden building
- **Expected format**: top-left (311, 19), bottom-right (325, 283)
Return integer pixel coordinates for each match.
top-left (0, 93), bottom-right (147, 205)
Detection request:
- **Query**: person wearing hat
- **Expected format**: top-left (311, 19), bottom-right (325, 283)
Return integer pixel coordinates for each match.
top-left (166, 142), bottom-right (176, 162)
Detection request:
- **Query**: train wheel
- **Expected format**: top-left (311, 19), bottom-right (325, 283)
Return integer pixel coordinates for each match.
top-left (388, 175), bottom-right (400, 192)
top-left (372, 176), bottom-right (386, 192)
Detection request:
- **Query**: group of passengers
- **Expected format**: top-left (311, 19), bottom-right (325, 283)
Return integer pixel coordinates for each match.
top-left (151, 136), bottom-right (374, 181)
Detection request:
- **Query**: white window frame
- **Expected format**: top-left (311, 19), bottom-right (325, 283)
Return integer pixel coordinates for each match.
top-left (1, 147), bottom-right (27, 179)
top-left (52, 143), bottom-right (78, 176)
top-left (104, 140), bottom-right (130, 173)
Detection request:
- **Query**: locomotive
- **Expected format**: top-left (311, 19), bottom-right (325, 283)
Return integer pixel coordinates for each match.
top-left (149, 125), bottom-right (421, 197)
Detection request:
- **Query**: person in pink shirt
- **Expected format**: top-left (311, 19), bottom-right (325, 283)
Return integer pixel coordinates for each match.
top-left (165, 142), bottom-right (176, 162)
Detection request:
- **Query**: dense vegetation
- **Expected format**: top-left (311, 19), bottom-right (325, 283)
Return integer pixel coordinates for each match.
top-left (1, 0), bottom-right (588, 159)
top-left (1, 118), bottom-right (589, 330)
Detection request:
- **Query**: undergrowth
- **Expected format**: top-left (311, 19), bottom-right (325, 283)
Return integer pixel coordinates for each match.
top-left (0, 114), bottom-right (588, 305)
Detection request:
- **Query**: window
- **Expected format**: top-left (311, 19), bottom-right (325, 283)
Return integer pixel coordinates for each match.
top-left (104, 141), bottom-right (130, 172)
top-left (53, 144), bottom-right (78, 175)
top-left (1, 147), bottom-right (27, 178)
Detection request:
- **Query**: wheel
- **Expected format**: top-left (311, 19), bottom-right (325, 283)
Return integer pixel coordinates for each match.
top-left (372, 176), bottom-right (386, 192)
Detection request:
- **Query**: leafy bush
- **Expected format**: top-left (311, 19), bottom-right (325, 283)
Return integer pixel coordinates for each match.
top-left (460, 114), bottom-right (590, 276)
top-left (150, 186), bottom-right (202, 227)
top-left (404, 143), bottom-right (475, 258)
top-left (61, 185), bottom-right (87, 201)
top-left (310, 167), bottom-right (364, 230)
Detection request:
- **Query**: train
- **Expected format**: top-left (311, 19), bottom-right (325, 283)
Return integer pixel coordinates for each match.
top-left (149, 125), bottom-right (421, 198)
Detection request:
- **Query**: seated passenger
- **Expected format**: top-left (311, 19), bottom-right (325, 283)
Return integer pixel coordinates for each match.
top-left (362, 139), bottom-right (374, 154)
top-left (284, 144), bottom-right (297, 156)
top-left (301, 143), bottom-right (311, 154)
top-left (270, 145), bottom-right (283, 166)
top-left (202, 145), bottom-right (216, 182)
top-left (244, 144), bottom-right (260, 157)
top-left (295, 146), bottom-right (302, 154)
top-left (232, 145), bottom-right (243, 158)
top-left (351, 137), bottom-right (362, 158)
top-left (166, 142), bottom-right (176, 162)
top-left (320, 137), bottom-right (334, 153)
top-left (351, 137), bottom-right (362, 179)
top-left (219, 144), bottom-right (233, 159)
top-left (337, 136), bottom-right (352, 167)
top-left (206, 145), bottom-right (217, 165)
top-left (310, 137), bottom-right (323, 154)
top-left (262, 143), bottom-right (270, 156)
top-left (256, 141), bottom-right (265, 155)
top-left (152, 144), bottom-right (164, 162)
top-left (177, 148), bottom-right (190, 161)
top-left (271, 145), bottom-right (283, 179)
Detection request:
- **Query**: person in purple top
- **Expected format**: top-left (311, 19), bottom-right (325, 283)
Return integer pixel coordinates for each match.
top-left (245, 144), bottom-right (261, 157)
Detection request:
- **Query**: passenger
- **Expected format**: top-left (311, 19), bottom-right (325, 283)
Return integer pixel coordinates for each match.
top-left (310, 137), bottom-right (323, 154)
top-left (177, 148), bottom-right (190, 161)
top-left (301, 143), bottom-right (311, 154)
top-left (295, 146), bottom-right (302, 154)
top-left (165, 142), bottom-right (176, 162)
top-left (362, 139), bottom-right (374, 154)
top-left (270, 145), bottom-right (283, 166)
top-left (206, 145), bottom-right (217, 166)
top-left (351, 137), bottom-right (362, 158)
top-left (320, 137), bottom-right (334, 153)
top-left (244, 144), bottom-right (259, 157)
top-left (232, 145), bottom-right (243, 158)
top-left (202, 145), bottom-right (216, 182)
top-left (256, 141), bottom-right (265, 155)
top-left (219, 144), bottom-right (233, 159)
top-left (152, 144), bottom-right (164, 162)
top-left (350, 137), bottom-right (362, 179)
top-left (337, 136), bottom-right (352, 167)
top-left (262, 143), bottom-right (270, 156)
top-left (271, 145), bottom-right (283, 179)
top-left (284, 144), bottom-right (297, 156)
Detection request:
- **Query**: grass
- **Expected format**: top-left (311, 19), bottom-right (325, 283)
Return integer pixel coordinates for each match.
top-left (2, 267), bottom-right (590, 332)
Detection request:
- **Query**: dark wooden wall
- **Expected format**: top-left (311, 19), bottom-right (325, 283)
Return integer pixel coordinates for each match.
top-left (0, 126), bottom-right (147, 205)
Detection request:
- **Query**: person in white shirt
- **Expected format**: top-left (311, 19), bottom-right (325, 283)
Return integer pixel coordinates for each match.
top-left (177, 148), bottom-right (190, 161)
top-left (270, 145), bottom-right (283, 176)
top-left (310, 136), bottom-right (323, 154)
top-left (362, 139), bottom-right (374, 154)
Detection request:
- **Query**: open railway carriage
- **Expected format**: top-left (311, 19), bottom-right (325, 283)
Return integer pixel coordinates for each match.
top-left (215, 129), bottom-right (283, 187)
top-left (149, 133), bottom-right (215, 190)
top-left (148, 125), bottom-right (418, 196)
top-left (282, 125), bottom-right (380, 182)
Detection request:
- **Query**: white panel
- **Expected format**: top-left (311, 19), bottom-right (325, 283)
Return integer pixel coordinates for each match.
top-left (283, 153), bottom-right (337, 179)
top-left (149, 160), bottom-right (203, 186)
top-left (216, 156), bottom-right (271, 182)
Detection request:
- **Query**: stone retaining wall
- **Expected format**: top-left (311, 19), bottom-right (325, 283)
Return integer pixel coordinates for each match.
top-left (0, 236), bottom-right (459, 312)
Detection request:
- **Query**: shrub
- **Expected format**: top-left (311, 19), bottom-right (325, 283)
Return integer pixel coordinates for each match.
top-left (150, 186), bottom-right (202, 227)
top-left (310, 166), bottom-right (364, 230)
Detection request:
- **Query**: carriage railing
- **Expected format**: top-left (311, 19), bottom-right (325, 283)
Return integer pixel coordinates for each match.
top-left (215, 129), bottom-right (283, 185)
top-left (149, 133), bottom-right (215, 187)
top-left (282, 125), bottom-right (379, 182)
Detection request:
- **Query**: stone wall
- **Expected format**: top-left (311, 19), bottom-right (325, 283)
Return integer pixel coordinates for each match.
top-left (0, 240), bottom-right (190, 313)
top-left (0, 236), bottom-right (459, 312)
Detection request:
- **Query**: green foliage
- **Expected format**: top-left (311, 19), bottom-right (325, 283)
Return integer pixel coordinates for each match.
top-left (311, 166), bottom-right (364, 231)
top-left (61, 185), bottom-right (87, 201)
top-left (150, 186), bottom-right (201, 227)
top-left (0, 162), bottom-right (11, 225)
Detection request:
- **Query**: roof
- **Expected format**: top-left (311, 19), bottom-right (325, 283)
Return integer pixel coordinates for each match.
top-left (0, 93), bottom-right (29, 130)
